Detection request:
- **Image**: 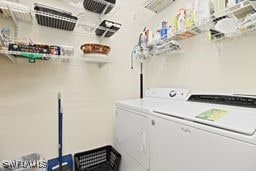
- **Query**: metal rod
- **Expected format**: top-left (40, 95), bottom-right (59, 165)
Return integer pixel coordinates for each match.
top-left (100, 2), bottom-right (110, 17)
top-left (140, 62), bottom-right (143, 99)
top-left (58, 93), bottom-right (63, 171)
top-left (131, 47), bottom-right (134, 69)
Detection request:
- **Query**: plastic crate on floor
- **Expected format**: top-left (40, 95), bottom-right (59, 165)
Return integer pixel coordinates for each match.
top-left (74, 145), bottom-right (121, 171)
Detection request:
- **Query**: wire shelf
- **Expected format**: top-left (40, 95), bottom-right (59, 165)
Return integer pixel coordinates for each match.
top-left (208, 26), bottom-right (256, 42)
top-left (62, 0), bottom-right (115, 11)
top-left (142, 25), bottom-right (204, 57)
top-left (0, 0), bottom-right (32, 24)
top-left (5, 51), bottom-right (112, 66)
top-left (207, 0), bottom-right (256, 42)
top-left (146, 47), bottom-right (183, 58)
top-left (148, 25), bottom-right (204, 47)
top-left (0, 0), bottom-right (120, 38)
top-left (212, 0), bottom-right (256, 21)
top-left (82, 53), bottom-right (112, 63)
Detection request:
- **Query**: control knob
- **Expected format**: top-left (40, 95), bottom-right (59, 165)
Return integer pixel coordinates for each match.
top-left (169, 90), bottom-right (177, 97)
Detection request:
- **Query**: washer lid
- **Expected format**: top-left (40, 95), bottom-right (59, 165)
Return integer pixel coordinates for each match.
top-left (154, 101), bottom-right (256, 136)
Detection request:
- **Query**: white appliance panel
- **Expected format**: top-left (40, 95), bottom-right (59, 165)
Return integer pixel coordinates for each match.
top-left (154, 102), bottom-right (256, 136)
top-left (115, 147), bottom-right (148, 171)
top-left (150, 115), bottom-right (256, 171)
top-left (116, 108), bottom-right (150, 170)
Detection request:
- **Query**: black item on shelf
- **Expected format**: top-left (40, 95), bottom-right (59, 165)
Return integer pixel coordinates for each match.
top-left (213, 15), bottom-right (228, 23)
top-left (8, 43), bottom-right (50, 54)
top-left (74, 145), bottom-right (121, 171)
top-left (8, 43), bottom-right (20, 51)
top-left (50, 46), bottom-right (61, 55)
top-left (31, 44), bottom-right (50, 54)
top-left (95, 20), bottom-right (121, 37)
top-left (209, 29), bottom-right (225, 40)
top-left (83, 0), bottom-right (116, 14)
top-left (34, 3), bottom-right (78, 31)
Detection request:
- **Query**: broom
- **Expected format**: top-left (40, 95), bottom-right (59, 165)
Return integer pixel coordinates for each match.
top-left (48, 93), bottom-right (73, 171)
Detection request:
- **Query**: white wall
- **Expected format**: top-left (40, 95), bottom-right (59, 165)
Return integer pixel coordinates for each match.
top-left (0, 0), bottom-right (143, 160)
top-left (144, 0), bottom-right (256, 94)
top-left (2, 0), bottom-right (255, 161)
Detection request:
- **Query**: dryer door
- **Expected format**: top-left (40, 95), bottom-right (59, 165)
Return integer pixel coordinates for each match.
top-left (116, 108), bottom-right (150, 170)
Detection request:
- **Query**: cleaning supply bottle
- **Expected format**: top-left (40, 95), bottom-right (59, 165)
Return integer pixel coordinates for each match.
top-left (160, 21), bottom-right (168, 39)
top-left (178, 9), bottom-right (186, 31)
top-left (138, 28), bottom-right (147, 49)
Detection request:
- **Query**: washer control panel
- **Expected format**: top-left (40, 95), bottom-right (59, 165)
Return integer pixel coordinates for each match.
top-left (145, 88), bottom-right (189, 100)
top-left (169, 90), bottom-right (177, 97)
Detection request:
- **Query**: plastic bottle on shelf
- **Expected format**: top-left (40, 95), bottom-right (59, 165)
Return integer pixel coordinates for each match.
top-left (185, 4), bottom-right (196, 29)
top-left (194, 0), bottom-right (214, 25)
top-left (138, 28), bottom-right (147, 49)
top-left (173, 15), bottom-right (179, 33)
top-left (145, 29), bottom-right (153, 45)
top-left (178, 9), bottom-right (187, 31)
top-left (168, 26), bottom-right (174, 38)
top-left (160, 21), bottom-right (169, 39)
top-left (153, 30), bottom-right (161, 42)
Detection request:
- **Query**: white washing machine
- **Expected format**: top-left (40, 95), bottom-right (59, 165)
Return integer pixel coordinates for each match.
top-left (116, 88), bottom-right (256, 171)
top-left (115, 88), bottom-right (188, 171)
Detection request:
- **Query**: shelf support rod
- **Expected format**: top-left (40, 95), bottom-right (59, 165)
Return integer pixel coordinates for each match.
top-left (99, 28), bottom-right (110, 42)
top-left (98, 63), bottom-right (106, 68)
top-left (100, 2), bottom-right (110, 18)
top-left (8, 6), bottom-right (19, 40)
top-left (6, 54), bottom-right (16, 63)
top-left (8, 7), bottom-right (18, 26)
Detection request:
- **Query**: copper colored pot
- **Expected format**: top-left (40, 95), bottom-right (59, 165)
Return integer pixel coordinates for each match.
top-left (80, 44), bottom-right (111, 55)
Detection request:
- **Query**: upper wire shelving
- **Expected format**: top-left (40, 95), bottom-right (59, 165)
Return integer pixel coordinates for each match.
top-left (208, 0), bottom-right (256, 42)
top-left (0, 0), bottom-right (119, 38)
top-left (138, 24), bottom-right (205, 58)
top-left (0, 50), bottom-right (112, 67)
top-left (140, 0), bottom-right (256, 59)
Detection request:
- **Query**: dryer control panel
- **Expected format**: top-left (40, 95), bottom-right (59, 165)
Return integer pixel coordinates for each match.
top-left (145, 88), bottom-right (189, 101)
top-left (188, 94), bottom-right (256, 108)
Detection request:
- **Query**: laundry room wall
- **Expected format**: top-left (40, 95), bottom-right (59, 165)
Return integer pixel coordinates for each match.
top-left (144, 0), bottom-right (256, 94)
top-left (0, 0), bottom-right (144, 160)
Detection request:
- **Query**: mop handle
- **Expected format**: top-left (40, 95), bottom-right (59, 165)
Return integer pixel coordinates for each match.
top-left (58, 93), bottom-right (63, 170)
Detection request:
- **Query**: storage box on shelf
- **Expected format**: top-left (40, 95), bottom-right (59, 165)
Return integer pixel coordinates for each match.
top-left (34, 3), bottom-right (78, 31)
top-left (61, 0), bottom-right (121, 38)
top-left (95, 20), bottom-right (121, 38)
top-left (63, 0), bottom-right (116, 15)
top-left (83, 0), bottom-right (116, 15)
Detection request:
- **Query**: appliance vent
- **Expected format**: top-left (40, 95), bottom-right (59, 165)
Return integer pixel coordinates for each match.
top-left (188, 94), bottom-right (256, 108)
top-left (145, 0), bottom-right (175, 13)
